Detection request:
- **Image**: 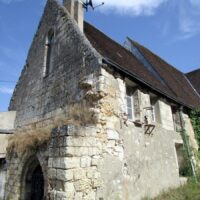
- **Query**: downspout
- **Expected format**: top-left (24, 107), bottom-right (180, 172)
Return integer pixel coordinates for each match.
top-left (179, 106), bottom-right (197, 181)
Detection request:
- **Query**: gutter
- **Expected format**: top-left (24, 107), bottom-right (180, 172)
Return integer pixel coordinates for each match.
top-left (103, 57), bottom-right (194, 110)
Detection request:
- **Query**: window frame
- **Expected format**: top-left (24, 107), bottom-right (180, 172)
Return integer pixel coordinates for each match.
top-left (126, 86), bottom-right (135, 121)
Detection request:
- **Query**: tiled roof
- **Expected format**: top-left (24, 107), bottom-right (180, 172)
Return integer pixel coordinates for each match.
top-left (186, 69), bottom-right (200, 95)
top-left (84, 22), bottom-right (200, 109)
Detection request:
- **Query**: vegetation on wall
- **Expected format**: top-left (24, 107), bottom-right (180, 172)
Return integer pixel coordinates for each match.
top-left (190, 109), bottom-right (200, 150)
top-left (7, 102), bottom-right (97, 156)
top-left (143, 179), bottom-right (200, 200)
top-left (7, 126), bottom-right (51, 157)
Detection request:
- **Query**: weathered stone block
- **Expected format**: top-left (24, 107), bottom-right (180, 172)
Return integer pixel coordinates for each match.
top-left (60, 157), bottom-right (80, 169)
top-left (60, 146), bottom-right (89, 157)
top-left (48, 168), bottom-right (57, 179)
top-left (74, 192), bottom-right (83, 200)
top-left (57, 169), bottom-right (73, 181)
top-left (73, 168), bottom-right (86, 180)
top-left (74, 179), bottom-right (91, 192)
top-left (63, 182), bottom-right (75, 192)
top-left (64, 136), bottom-right (97, 147)
top-left (107, 129), bottom-right (119, 140)
top-left (83, 190), bottom-right (96, 200)
top-left (81, 157), bottom-right (91, 168)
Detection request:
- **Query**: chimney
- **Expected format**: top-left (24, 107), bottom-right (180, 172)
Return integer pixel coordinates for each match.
top-left (63, 0), bottom-right (84, 32)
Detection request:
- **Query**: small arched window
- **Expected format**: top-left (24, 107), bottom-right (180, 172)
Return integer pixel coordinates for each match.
top-left (43, 29), bottom-right (54, 77)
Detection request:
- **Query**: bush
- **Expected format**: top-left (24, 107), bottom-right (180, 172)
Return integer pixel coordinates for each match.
top-left (143, 179), bottom-right (200, 200)
top-left (154, 179), bottom-right (200, 200)
top-left (190, 109), bottom-right (200, 148)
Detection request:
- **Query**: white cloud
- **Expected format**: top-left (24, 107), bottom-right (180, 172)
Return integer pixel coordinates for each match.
top-left (93, 0), bottom-right (168, 16)
top-left (0, 87), bottom-right (13, 94)
top-left (177, 0), bottom-right (200, 39)
top-left (0, 0), bottom-right (23, 4)
top-left (190, 0), bottom-right (200, 8)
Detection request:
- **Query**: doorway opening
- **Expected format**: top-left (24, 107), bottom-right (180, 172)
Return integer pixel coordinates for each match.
top-left (21, 156), bottom-right (44, 200)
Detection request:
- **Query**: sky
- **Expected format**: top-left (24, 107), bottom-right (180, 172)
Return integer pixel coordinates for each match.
top-left (0, 0), bottom-right (200, 111)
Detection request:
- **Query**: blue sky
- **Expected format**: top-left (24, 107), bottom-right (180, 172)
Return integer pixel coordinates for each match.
top-left (0, 0), bottom-right (200, 111)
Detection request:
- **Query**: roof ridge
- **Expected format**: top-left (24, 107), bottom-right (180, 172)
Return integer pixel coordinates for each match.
top-left (186, 68), bottom-right (200, 75)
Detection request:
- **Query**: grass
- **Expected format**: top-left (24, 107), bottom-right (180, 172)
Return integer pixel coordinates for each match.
top-left (7, 125), bottom-right (51, 156)
top-left (143, 179), bottom-right (200, 200)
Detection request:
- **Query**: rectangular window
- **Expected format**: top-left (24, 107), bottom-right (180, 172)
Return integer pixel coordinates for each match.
top-left (150, 97), bottom-right (157, 122)
top-left (126, 86), bottom-right (135, 120)
top-left (172, 107), bottom-right (181, 132)
top-left (151, 105), bottom-right (156, 122)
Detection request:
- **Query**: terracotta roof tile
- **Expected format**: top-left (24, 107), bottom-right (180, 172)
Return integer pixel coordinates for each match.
top-left (84, 22), bottom-right (200, 109)
top-left (186, 69), bottom-right (200, 95)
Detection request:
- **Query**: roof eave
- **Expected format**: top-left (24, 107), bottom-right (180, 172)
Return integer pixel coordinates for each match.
top-left (103, 57), bottom-right (195, 110)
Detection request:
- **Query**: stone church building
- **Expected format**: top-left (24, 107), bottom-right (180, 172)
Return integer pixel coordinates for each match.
top-left (3, 0), bottom-right (200, 199)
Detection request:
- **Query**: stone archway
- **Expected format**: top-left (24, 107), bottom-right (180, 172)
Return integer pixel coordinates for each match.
top-left (21, 156), bottom-right (44, 200)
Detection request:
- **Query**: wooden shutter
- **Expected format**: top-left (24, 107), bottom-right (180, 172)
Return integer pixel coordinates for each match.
top-left (172, 107), bottom-right (181, 132)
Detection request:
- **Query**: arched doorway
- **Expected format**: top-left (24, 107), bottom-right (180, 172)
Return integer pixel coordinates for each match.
top-left (21, 157), bottom-right (44, 200)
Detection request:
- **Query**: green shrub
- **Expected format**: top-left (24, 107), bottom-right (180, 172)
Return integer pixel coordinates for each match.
top-left (143, 179), bottom-right (200, 200)
top-left (190, 109), bottom-right (200, 148)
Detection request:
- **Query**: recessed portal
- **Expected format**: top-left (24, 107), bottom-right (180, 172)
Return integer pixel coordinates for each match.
top-left (175, 143), bottom-right (192, 177)
top-left (22, 157), bottom-right (44, 200)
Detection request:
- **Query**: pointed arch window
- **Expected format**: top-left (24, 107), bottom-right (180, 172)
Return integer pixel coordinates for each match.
top-left (43, 30), bottom-right (54, 77)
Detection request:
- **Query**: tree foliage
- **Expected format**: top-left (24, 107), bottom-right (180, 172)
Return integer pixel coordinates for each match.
top-left (190, 109), bottom-right (200, 149)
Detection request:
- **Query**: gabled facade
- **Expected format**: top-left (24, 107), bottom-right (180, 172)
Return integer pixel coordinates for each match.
top-left (5, 0), bottom-right (200, 200)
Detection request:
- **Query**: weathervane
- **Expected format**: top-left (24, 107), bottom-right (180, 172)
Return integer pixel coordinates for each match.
top-left (82, 0), bottom-right (104, 11)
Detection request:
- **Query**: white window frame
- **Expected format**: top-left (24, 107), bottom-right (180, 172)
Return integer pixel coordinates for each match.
top-left (126, 87), bottom-right (135, 121)
top-left (151, 105), bottom-right (156, 122)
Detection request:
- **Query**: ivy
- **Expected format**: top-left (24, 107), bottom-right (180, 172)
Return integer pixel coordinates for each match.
top-left (190, 109), bottom-right (200, 149)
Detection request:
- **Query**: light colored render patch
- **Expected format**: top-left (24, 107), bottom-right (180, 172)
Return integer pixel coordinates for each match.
top-left (0, 135), bottom-right (9, 158)
top-left (0, 111), bottom-right (16, 131)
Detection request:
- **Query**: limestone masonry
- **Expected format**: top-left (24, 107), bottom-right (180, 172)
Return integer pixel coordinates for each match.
top-left (2, 0), bottom-right (200, 200)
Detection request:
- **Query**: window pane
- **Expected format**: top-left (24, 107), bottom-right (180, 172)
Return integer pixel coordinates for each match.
top-left (151, 106), bottom-right (155, 122)
top-left (126, 95), bottom-right (133, 120)
top-left (127, 96), bottom-right (132, 108)
top-left (127, 108), bottom-right (133, 120)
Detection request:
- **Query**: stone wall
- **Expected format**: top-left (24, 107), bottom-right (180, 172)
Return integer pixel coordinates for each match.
top-left (92, 67), bottom-right (192, 200)
top-left (5, 146), bottom-right (48, 200)
top-left (9, 0), bottom-right (101, 128)
top-left (0, 159), bottom-right (6, 200)
top-left (48, 125), bottom-right (102, 200)
top-left (5, 1), bottom-right (198, 200)
top-left (6, 0), bottom-right (103, 199)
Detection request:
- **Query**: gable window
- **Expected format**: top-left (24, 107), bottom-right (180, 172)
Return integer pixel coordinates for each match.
top-left (43, 29), bottom-right (54, 77)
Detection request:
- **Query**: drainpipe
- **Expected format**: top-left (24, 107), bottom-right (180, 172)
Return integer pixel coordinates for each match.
top-left (179, 106), bottom-right (197, 181)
